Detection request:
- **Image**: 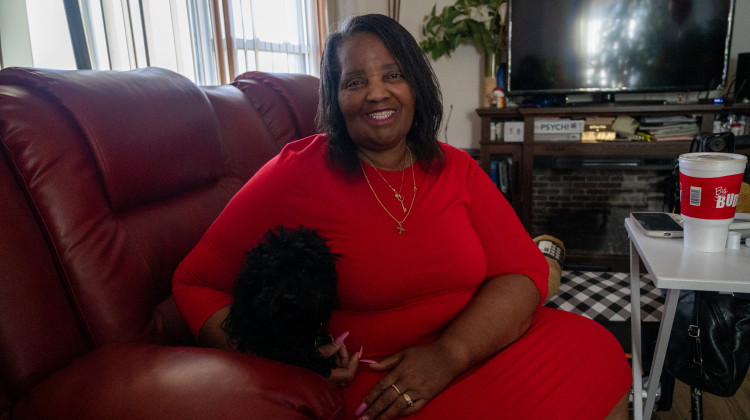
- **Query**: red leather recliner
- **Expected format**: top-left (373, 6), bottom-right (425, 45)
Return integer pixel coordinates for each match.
top-left (0, 67), bottom-right (343, 419)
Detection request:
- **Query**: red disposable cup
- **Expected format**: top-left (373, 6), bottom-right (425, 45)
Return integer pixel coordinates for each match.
top-left (679, 152), bottom-right (747, 252)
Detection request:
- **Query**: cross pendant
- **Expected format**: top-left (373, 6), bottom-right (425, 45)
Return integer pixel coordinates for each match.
top-left (396, 224), bottom-right (405, 234)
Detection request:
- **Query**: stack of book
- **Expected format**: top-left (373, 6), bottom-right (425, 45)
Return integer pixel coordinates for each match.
top-left (490, 157), bottom-right (512, 201)
top-left (533, 118), bottom-right (584, 141)
top-left (636, 116), bottom-right (700, 142)
top-left (581, 117), bottom-right (617, 142)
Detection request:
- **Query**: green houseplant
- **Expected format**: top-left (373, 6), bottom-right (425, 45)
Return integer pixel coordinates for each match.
top-left (420, 0), bottom-right (508, 105)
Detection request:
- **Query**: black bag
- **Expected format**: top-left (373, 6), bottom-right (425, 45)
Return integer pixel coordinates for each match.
top-left (664, 291), bottom-right (750, 397)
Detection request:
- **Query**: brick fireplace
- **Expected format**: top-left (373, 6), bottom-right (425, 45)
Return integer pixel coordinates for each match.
top-left (530, 162), bottom-right (675, 270)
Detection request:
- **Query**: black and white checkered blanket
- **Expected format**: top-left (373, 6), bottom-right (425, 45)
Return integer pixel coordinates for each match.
top-left (546, 271), bottom-right (665, 323)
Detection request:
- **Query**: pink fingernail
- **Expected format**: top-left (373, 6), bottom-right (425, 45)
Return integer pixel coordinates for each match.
top-left (334, 331), bottom-right (349, 346)
top-left (354, 402), bottom-right (367, 417)
top-left (359, 359), bottom-right (377, 364)
top-left (358, 345), bottom-right (364, 356)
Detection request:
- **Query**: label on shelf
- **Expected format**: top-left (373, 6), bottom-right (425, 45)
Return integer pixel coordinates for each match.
top-left (534, 118), bottom-right (584, 133)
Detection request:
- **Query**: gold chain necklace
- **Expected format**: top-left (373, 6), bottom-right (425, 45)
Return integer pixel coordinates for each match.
top-left (359, 146), bottom-right (417, 234)
top-left (359, 147), bottom-right (407, 212)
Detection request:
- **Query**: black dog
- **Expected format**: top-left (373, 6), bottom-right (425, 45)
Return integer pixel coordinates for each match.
top-left (222, 226), bottom-right (339, 376)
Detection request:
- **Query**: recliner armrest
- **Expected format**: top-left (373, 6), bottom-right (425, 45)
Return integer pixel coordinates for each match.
top-left (12, 343), bottom-right (344, 420)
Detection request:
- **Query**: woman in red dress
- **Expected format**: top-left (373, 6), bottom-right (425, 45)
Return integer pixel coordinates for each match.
top-left (173, 14), bottom-right (631, 420)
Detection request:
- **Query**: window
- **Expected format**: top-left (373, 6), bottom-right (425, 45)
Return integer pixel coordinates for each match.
top-left (14, 0), bottom-right (325, 85)
top-left (229, 0), bottom-right (320, 77)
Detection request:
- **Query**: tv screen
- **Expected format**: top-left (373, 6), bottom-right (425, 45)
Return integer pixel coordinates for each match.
top-left (508, 0), bottom-right (735, 98)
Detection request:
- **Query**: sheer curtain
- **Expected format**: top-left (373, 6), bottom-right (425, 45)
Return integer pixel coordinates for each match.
top-left (217, 0), bottom-right (324, 84)
top-left (71, 0), bottom-right (326, 85)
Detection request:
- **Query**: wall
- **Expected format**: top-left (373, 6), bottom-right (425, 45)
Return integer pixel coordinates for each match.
top-left (731, 1), bottom-right (750, 76)
top-left (332, 0), bottom-right (750, 150)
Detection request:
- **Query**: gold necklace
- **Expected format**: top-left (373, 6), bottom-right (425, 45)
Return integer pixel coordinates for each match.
top-left (359, 148), bottom-right (407, 212)
top-left (359, 146), bottom-right (417, 234)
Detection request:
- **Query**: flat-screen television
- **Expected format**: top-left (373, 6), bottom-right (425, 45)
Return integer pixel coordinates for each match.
top-left (508, 0), bottom-right (736, 102)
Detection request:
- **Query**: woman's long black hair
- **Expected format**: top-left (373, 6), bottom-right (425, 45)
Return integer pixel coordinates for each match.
top-left (316, 14), bottom-right (445, 174)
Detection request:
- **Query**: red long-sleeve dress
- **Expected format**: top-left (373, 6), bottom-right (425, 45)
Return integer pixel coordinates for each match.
top-left (173, 134), bottom-right (632, 419)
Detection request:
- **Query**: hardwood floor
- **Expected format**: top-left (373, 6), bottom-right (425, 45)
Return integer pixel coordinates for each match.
top-left (636, 371), bottom-right (750, 419)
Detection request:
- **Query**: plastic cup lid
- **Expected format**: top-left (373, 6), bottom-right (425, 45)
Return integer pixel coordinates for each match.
top-left (678, 152), bottom-right (747, 173)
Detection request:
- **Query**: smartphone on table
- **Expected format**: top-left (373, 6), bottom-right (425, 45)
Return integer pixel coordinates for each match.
top-left (630, 212), bottom-right (684, 238)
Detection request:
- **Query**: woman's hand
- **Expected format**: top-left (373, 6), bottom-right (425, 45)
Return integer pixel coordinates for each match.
top-left (354, 274), bottom-right (540, 419)
top-left (355, 341), bottom-right (463, 420)
top-left (319, 333), bottom-right (360, 387)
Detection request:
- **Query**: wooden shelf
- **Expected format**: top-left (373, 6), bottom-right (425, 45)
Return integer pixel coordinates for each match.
top-left (477, 102), bottom-right (750, 268)
top-left (477, 102), bottom-right (750, 117)
top-left (532, 141), bottom-right (689, 156)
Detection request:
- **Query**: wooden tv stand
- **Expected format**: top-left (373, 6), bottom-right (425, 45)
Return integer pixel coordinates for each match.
top-left (477, 102), bottom-right (750, 270)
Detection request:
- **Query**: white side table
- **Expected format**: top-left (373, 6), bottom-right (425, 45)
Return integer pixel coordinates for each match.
top-left (625, 217), bottom-right (750, 420)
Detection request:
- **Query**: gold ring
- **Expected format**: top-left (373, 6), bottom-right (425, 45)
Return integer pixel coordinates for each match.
top-left (390, 384), bottom-right (401, 395)
top-left (403, 393), bottom-right (414, 407)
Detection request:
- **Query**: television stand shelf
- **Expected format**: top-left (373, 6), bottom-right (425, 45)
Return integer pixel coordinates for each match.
top-left (477, 103), bottom-right (750, 271)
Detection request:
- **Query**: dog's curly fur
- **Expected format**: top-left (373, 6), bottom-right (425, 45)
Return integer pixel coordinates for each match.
top-left (222, 226), bottom-right (339, 376)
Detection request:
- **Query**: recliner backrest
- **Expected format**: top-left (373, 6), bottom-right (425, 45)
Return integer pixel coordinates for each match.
top-left (0, 67), bottom-right (320, 404)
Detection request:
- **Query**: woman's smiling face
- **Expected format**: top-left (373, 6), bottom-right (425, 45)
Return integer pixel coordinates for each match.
top-left (336, 32), bottom-right (415, 154)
